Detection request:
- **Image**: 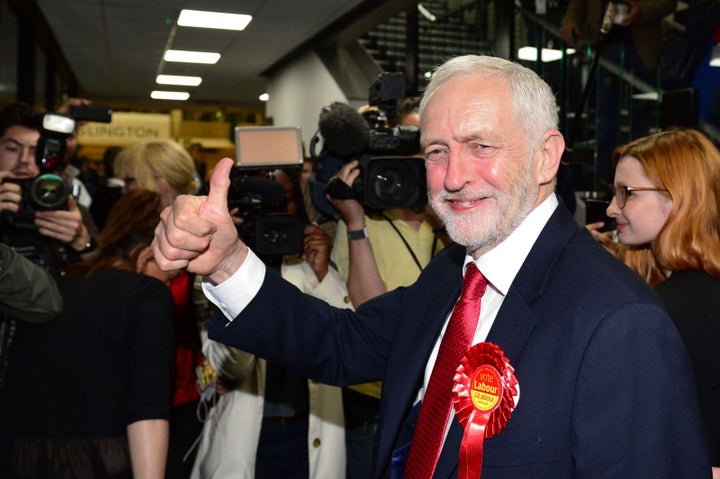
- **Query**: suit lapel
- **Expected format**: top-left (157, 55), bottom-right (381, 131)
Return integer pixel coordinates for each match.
top-left (487, 202), bottom-right (577, 362)
top-left (432, 202), bottom-right (580, 478)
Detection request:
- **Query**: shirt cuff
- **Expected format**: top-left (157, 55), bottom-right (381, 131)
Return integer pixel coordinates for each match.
top-left (202, 249), bottom-right (266, 322)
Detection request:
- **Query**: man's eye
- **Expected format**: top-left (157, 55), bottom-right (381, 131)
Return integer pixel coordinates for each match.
top-left (424, 148), bottom-right (445, 159)
top-left (469, 142), bottom-right (490, 151)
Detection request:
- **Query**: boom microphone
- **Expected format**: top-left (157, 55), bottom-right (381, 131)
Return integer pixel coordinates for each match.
top-left (317, 102), bottom-right (370, 159)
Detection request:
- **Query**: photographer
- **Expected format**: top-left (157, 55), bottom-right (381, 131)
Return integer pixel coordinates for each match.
top-left (0, 102), bottom-right (100, 276)
top-left (328, 156), bottom-right (448, 479)
top-left (316, 95), bottom-right (448, 478)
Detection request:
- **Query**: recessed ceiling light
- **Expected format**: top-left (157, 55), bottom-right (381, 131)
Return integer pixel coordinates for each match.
top-left (258, 93), bottom-right (269, 102)
top-left (178, 9), bottom-right (252, 31)
top-left (164, 50), bottom-right (220, 64)
top-left (156, 74), bottom-right (202, 86)
top-left (151, 91), bottom-right (190, 101)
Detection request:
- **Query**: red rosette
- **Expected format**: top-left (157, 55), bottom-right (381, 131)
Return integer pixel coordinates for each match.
top-left (452, 342), bottom-right (518, 479)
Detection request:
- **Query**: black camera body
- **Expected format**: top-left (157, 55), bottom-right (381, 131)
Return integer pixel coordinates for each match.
top-left (227, 171), bottom-right (304, 262)
top-left (324, 154), bottom-right (426, 211)
top-left (311, 72), bottom-right (426, 219)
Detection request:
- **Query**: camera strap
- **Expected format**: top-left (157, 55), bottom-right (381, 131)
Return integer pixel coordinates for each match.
top-left (381, 213), bottom-right (423, 273)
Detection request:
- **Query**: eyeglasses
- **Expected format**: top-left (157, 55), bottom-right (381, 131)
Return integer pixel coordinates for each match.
top-left (613, 185), bottom-right (668, 209)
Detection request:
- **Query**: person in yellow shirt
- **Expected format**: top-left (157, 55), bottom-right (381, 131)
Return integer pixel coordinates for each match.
top-left (328, 155), bottom-right (448, 479)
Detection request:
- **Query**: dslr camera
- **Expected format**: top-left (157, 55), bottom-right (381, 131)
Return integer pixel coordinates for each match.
top-left (310, 72), bottom-right (426, 218)
top-left (229, 126), bottom-right (306, 263)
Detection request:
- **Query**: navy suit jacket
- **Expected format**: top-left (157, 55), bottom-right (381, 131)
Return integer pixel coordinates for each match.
top-left (209, 199), bottom-right (711, 478)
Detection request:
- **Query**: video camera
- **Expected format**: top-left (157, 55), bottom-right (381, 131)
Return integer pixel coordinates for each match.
top-left (229, 126), bottom-right (305, 263)
top-left (309, 72), bottom-right (426, 219)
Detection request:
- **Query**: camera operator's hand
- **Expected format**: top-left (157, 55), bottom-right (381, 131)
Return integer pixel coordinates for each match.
top-left (34, 196), bottom-right (90, 250)
top-left (326, 160), bottom-right (366, 230)
top-left (304, 224), bottom-right (331, 282)
top-left (559, 22), bottom-right (580, 47)
top-left (586, 221), bottom-right (619, 255)
top-left (153, 157), bottom-right (247, 284)
top-left (57, 97), bottom-right (91, 115)
top-left (0, 171), bottom-right (22, 214)
top-left (619, 0), bottom-right (641, 27)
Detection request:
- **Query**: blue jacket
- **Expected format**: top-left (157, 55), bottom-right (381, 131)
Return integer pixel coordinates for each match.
top-left (210, 199), bottom-right (711, 478)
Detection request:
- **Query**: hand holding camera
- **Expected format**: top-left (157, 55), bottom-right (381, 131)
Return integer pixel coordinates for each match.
top-left (325, 160), bottom-right (366, 230)
top-left (33, 195), bottom-right (91, 251)
top-left (0, 171), bottom-right (22, 214)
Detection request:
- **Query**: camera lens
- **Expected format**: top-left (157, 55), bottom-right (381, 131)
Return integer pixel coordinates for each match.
top-left (30, 173), bottom-right (69, 210)
top-left (370, 162), bottom-right (418, 205)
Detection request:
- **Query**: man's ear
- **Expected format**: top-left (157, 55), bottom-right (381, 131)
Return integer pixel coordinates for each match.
top-left (135, 245), bottom-right (153, 274)
top-left (535, 130), bottom-right (565, 185)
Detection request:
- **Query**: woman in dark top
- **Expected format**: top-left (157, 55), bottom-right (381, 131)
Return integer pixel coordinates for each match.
top-left (603, 128), bottom-right (720, 476)
top-left (0, 189), bottom-right (176, 478)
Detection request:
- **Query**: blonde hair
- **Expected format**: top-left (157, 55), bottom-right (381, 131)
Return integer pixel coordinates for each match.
top-left (612, 128), bottom-right (720, 284)
top-left (118, 140), bottom-right (199, 195)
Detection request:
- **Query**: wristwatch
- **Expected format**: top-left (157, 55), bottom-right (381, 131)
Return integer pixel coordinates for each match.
top-left (347, 227), bottom-right (369, 241)
top-left (77, 236), bottom-right (98, 254)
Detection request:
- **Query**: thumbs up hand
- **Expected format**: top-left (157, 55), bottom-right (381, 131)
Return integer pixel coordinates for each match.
top-left (153, 157), bottom-right (248, 283)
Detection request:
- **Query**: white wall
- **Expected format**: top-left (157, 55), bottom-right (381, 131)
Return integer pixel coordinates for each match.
top-left (265, 50), bottom-right (348, 157)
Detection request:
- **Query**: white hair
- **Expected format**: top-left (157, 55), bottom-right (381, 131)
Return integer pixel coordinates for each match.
top-left (419, 54), bottom-right (559, 148)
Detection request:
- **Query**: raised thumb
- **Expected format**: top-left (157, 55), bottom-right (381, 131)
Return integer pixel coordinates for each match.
top-left (204, 157), bottom-right (234, 213)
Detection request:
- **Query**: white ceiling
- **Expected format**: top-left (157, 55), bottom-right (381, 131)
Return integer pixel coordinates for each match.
top-left (35, 0), bottom-right (380, 108)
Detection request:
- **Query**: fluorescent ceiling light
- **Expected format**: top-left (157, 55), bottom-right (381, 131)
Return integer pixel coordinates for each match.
top-left (178, 9), bottom-right (252, 31)
top-left (258, 93), bottom-right (269, 102)
top-left (164, 50), bottom-right (220, 64)
top-left (156, 74), bottom-right (202, 86)
top-left (517, 46), bottom-right (565, 63)
top-left (151, 91), bottom-right (190, 101)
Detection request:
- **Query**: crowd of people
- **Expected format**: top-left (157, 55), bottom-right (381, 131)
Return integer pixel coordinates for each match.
top-left (0, 8), bottom-right (719, 478)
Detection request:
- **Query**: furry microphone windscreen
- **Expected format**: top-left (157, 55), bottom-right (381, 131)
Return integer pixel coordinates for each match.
top-left (318, 102), bottom-right (370, 158)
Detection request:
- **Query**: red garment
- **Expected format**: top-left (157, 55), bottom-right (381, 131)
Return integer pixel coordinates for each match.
top-left (168, 271), bottom-right (203, 408)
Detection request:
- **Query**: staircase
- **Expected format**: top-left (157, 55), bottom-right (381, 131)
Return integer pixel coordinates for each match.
top-left (357, 1), bottom-right (494, 94)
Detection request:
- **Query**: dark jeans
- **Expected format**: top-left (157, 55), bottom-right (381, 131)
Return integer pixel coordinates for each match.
top-left (343, 388), bottom-right (380, 479)
top-left (256, 416), bottom-right (309, 479)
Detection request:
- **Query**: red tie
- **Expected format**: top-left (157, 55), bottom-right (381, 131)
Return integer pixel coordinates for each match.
top-left (404, 263), bottom-right (488, 479)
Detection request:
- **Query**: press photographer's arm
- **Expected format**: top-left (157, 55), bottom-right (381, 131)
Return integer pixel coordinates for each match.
top-left (153, 157), bottom-right (247, 284)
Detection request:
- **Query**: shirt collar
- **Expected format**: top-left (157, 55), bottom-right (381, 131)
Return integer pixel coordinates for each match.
top-left (464, 194), bottom-right (559, 295)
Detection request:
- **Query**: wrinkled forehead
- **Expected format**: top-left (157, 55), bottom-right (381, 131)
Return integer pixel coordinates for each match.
top-left (419, 74), bottom-right (513, 130)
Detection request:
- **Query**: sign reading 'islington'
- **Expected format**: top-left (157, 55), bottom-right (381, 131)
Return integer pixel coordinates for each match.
top-left (77, 112), bottom-right (172, 145)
